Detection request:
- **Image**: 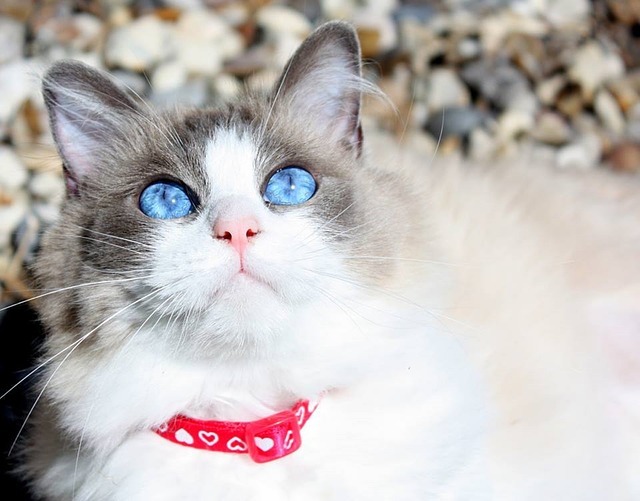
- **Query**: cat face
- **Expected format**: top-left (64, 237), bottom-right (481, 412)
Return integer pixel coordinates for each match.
top-left (37, 22), bottom-right (404, 360)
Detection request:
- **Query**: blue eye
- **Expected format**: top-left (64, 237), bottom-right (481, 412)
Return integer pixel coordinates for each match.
top-left (263, 167), bottom-right (316, 206)
top-left (139, 181), bottom-right (195, 219)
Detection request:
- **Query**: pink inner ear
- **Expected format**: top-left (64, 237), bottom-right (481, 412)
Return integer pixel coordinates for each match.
top-left (54, 110), bottom-right (96, 183)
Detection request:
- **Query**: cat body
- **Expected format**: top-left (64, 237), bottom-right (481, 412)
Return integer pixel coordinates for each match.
top-left (23, 21), bottom-right (640, 500)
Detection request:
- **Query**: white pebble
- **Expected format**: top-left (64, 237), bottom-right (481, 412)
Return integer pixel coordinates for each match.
top-left (530, 111), bottom-right (573, 145)
top-left (272, 32), bottom-right (306, 69)
top-left (29, 172), bottom-right (65, 204)
top-left (0, 15), bottom-right (25, 65)
top-left (0, 146), bottom-right (28, 191)
top-left (0, 60), bottom-right (34, 135)
top-left (211, 74), bottom-right (242, 102)
top-left (257, 5), bottom-right (312, 38)
top-left (173, 34), bottom-right (223, 77)
top-left (173, 10), bottom-right (243, 76)
top-left (0, 193), bottom-right (28, 250)
top-left (217, 3), bottom-right (250, 27)
top-left (70, 14), bottom-right (104, 51)
top-left (556, 134), bottom-right (601, 170)
top-left (468, 128), bottom-right (497, 161)
top-left (152, 60), bottom-right (188, 93)
top-left (543, 0), bottom-right (590, 28)
top-left (176, 9), bottom-right (228, 40)
top-left (536, 75), bottom-right (566, 105)
top-left (568, 41), bottom-right (625, 100)
top-left (496, 109), bottom-right (534, 142)
top-left (321, 0), bottom-right (356, 19)
top-left (594, 89), bottom-right (625, 135)
top-left (105, 16), bottom-right (170, 71)
top-left (425, 68), bottom-right (470, 112)
top-left (33, 202), bottom-right (61, 225)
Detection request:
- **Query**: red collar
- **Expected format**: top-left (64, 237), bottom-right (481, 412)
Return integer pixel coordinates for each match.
top-left (154, 400), bottom-right (317, 463)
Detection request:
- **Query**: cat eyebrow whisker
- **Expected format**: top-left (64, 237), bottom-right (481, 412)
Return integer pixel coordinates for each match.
top-left (53, 84), bottom-right (183, 151)
top-left (7, 283), bottom-right (171, 456)
top-left (255, 55), bottom-right (296, 148)
top-left (119, 76), bottom-right (188, 152)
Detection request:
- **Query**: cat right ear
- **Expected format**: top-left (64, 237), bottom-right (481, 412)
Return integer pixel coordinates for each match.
top-left (42, 61), bottom-right (142, 195)
top-left (271, 21), bottom-right (368, 156)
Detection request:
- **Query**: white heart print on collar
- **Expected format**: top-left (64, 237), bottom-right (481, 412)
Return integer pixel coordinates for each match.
top-left (254, 437), bottom-right (275, 452)
top-left (175, 429), bottom-right (194, 445)
top-left (227, 437), bottom-right (248, 451)
top-left (198, 431), bottom-right (219, 446)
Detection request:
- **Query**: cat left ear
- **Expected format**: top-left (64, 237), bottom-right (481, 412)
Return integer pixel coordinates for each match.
top-left (42, 60), bottom-right (143, 196)
top-left (271, 21), bottom-right (365, 155)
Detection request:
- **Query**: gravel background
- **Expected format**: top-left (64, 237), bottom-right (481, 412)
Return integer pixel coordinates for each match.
top-left (0, 0), bottom-right (639, 497)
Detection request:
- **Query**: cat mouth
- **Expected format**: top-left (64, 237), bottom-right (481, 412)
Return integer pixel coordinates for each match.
top-left (229, 267), bottom-right (276, 293)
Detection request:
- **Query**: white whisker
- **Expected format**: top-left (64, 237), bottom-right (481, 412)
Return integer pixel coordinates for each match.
top-left (7, 283), bottom-right (171, 456)
top-left (68, 225), bottom-right (154, 250)
top-left (0, 274), bottom-right (157, 314)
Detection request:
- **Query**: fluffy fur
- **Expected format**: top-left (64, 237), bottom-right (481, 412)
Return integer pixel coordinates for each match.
top-left (23, 21), bottom-right (640, 500)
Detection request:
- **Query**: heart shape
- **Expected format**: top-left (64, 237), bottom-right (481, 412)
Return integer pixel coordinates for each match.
top-left (254, 437), bottom-right (275, 452)
top-left (198, 431), bottom-right (219, 446)
top-left (295, 406), bottom-right (305, 425)
top-left (157, 423), bottom-right (169, 433)
top-left (175, 428), bottom-right (194, 445)
top-left (226, 436), bottom-right (248, 452)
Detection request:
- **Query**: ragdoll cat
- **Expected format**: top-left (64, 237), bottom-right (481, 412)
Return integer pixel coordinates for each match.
top-left (21, 21), bottom-right (640, 500)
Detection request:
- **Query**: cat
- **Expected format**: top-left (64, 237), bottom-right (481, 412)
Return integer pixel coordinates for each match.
top-left (19, 20), bottom-right (640, 500)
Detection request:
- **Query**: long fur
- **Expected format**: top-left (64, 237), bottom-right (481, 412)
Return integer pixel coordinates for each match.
top-left (21, 21), bottom-right (640, 500)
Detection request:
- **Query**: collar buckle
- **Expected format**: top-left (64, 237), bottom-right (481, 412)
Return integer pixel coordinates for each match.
top-left (245, 409), bottom-right (302, 463)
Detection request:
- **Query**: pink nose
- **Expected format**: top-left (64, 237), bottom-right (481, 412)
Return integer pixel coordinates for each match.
top-left (214, 217), bottom-right (260, 257)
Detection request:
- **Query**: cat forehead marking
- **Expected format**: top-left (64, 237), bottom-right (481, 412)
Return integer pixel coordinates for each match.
top-left (204, 128), bottom-right (259, 200)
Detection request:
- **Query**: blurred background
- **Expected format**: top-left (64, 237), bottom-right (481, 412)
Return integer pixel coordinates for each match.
top-left (0, 0), bottom-right (639, 498)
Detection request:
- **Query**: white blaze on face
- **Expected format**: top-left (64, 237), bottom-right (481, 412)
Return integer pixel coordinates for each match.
top-left (204, 128), bottom-right (261, 202)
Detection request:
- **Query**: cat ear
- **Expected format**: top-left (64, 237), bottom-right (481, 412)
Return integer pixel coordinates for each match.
top-left (42, 61), bottom-right (142, 195)
top-left (272, 21), bottom-right (365, 155)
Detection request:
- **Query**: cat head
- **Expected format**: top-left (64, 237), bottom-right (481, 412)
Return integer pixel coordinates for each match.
top-left (37, 22), bottom-right (411, 361)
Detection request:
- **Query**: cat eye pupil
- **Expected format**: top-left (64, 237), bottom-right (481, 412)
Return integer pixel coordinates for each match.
top-left (139, 180), bottom-right (194, 220)
top-left (263, 167), bottom-right (316, 206)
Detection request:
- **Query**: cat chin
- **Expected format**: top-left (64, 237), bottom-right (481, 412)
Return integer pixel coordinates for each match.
top-left (193, 288), bottom-right (292, 350)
